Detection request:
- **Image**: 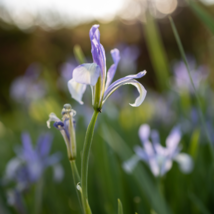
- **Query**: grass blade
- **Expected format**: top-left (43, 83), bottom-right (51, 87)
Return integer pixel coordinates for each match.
top-left (118, 199), bottom-right (123, 214)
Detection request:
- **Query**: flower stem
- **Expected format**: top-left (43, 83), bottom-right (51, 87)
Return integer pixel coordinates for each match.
top-left (70, 160), bottom-right (82, 213)
top-left (81, 110), bottom-right (99, 214)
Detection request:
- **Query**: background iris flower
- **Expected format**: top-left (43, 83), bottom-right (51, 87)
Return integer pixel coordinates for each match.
top-left (3, 132), bottom-right (63, 190)
top-left (123, 124), bottom-right (193, 177)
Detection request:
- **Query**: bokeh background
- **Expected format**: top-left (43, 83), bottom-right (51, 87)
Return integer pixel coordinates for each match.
top-left (0, 0), bottom-right (214, 213)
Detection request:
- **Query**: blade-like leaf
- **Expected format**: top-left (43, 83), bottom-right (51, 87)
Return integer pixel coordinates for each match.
top-left (118, 199), bottom-right (123, 214)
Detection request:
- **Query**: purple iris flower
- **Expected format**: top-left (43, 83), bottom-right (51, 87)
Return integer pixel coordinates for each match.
top-left (3, 132), bottom-right (63, 191)
top-left (10, 63), bottom-right (47, 104)
top-left (67, 25), bottom-right (147, 109)
top-left (123, 124), bottom-right (193, 176)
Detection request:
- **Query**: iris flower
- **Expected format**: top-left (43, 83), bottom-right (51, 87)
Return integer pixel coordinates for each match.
top-left (47, 104), bottom-right (77, 160)
top-left (68, 25), bottom-right (147, 110)
top-left (123, 124), bottom-right (193, 176)
top-left (3, 132), bottom-right (63, 191)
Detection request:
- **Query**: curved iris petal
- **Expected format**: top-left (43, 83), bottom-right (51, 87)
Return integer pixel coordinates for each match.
top-left (47, 113), bottom-right (61, 128)
top-left (104, 70), bottom-right (146, 97)
top-left (103, 78), bottom-right (147, 107)
top-left (67, 79), bottom-right (87, 105)
top-left (105, 49), bottom-right (121, 89)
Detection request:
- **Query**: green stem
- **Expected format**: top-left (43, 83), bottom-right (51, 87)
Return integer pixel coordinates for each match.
top-left (70, 160), bottom-right (82, 213)
top-left (81, 110), bottom-right (99, 214)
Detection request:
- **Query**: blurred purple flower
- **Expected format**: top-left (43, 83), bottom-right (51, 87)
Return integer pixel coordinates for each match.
top-left (172, 58), bottom-right (208, 93)
top-left (123, 124), bottom-right (193, 176)
top-left (3, 132), bottom-right (63, 191)
top-left (10, 64), bottom-right (47, 104)
top-left (118, 44), bottom-right (140, 74)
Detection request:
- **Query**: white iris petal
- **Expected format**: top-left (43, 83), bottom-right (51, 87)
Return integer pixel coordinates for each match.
top-left (67, 79), bottom-right (87, 105)
top-left (103, 79), bottom-right (147, 107)
top-left (47, 113), bottom-right (61, 128)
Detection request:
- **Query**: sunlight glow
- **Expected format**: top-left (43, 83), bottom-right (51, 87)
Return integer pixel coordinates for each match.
top-left (0, 0), bottom-right (188, 29)
top-left (155, 0), bottom-right (177, 15)
top-left (0, 0), bottom-right (125, 28)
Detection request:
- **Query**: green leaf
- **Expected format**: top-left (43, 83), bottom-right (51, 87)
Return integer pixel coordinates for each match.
top-left (118, 199), bottom-right (123, 214)
top-left (189, 128), bottom-right (200, 158)
top-left (189, 1), bottom-right (214, 35)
